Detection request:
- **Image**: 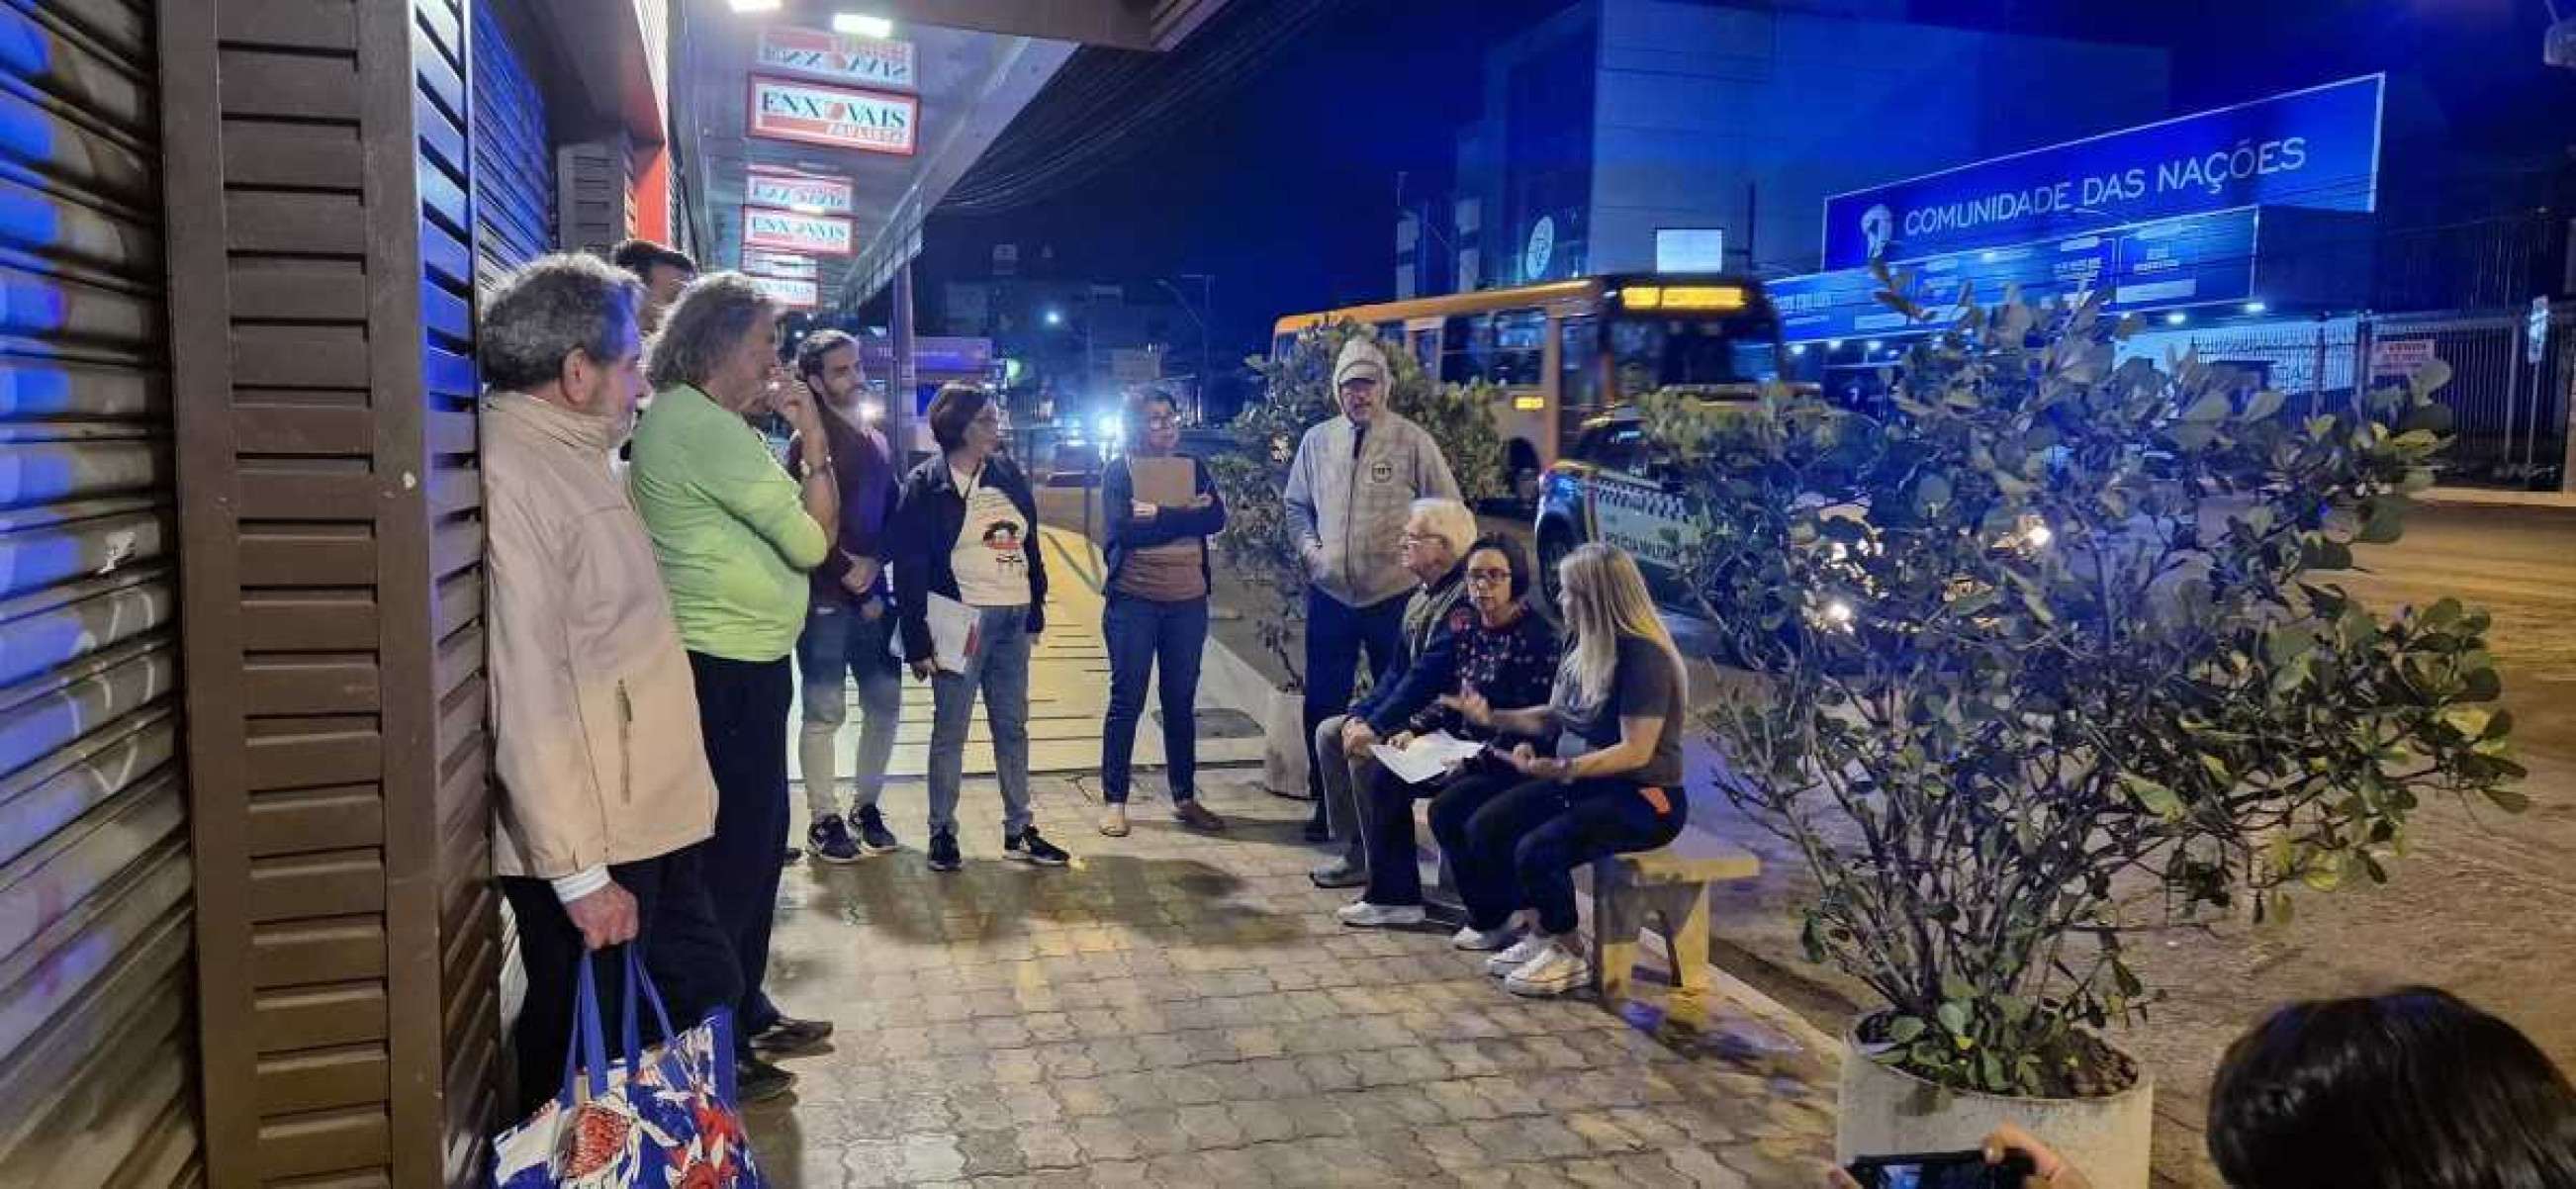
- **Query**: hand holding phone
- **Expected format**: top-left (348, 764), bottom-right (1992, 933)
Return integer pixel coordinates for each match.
top-left (1840, 1148), bottom-right (2039, 1189)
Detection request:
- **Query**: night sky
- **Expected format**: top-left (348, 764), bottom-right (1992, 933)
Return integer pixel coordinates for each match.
top-left (918, 0), bottom-right (2574, 369)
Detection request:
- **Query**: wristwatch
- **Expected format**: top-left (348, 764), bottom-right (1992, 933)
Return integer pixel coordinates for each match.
top-left (798, 452), bottom-right (833, 481)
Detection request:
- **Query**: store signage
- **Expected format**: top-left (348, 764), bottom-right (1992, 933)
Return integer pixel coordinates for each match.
top-left (748, 76), bottom-right (918, 156)
top-left (743, 248), bottom-right (819, 280)
top-left (858, 336), bottom-right (994, 376)
top-left (1823, 75), bottom-right (2382, 269)
top-left (750, 274), bottom-right (819, 309)
top-left (1773, 207), bottom-right (2260, 343)
top-left (2369, 338), bottom-right (2438, 381)
top-left (746, 168), bottom-right (852, 215)
top-left (1523, 216), bottom-right (1556, 281)
top-left (759, 25), bottom-right (917, 91)
top-left (743, 207), bottom-right (854, 256)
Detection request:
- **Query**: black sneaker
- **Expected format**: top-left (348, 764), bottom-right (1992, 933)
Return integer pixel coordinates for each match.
top-left (1005, 826), bottom-right (1071, 867)
top-left (927, 829), bottom-right (963, 872)
top-left (806, 815), bottom-right (862, 865)
top-left (750, 1015), bottom-right (835, 1057)
top-left (855, 804), bottom-right (900, 855)
top-left (736, 1052), bottom-right (795, 1103)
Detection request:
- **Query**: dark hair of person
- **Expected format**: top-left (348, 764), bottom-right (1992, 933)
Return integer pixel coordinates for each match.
top-left (926, 383), bottom-right (994, 453)
top-left (1465, 532), bottom-right (1533, 600)
top-left (477, 253), bottom-right (642, 393)
top-left (796, 328), bottom-right (861, 382)
top-left (2207, 986), bottom-right (2576, 1189)
top-left (610, 237), bottom-right (696, 278)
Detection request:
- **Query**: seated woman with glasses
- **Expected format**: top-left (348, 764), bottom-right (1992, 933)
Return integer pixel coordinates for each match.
top-left (1334, 533), bottom-right (1559, 932)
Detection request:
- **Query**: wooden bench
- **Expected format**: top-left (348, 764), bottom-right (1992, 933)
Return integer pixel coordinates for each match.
top-left (1580, 844), bottom-right (1761, 1003)
top-left (1409, 801), bottom-right (1762, 1000)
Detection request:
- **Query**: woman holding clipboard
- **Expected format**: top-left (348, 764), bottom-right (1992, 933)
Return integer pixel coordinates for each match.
top-left (1097, 387), bottom-right (1229, 837)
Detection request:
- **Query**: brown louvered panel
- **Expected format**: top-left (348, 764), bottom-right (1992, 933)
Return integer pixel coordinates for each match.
top-left (434, 674), bottom-right (485, 767)
top-left (229, 260), bottom-right (369, 328)
top-left (239, 524), bottom-right (375, 588)
top-left (432, 622), bottom-right (482, 701)
top-left (254, 982), bottom-right (387, 1053)
top-left (221, 121), bottom-right (362, 191)
top-left (255, 1044), bottom-right (387, 1116)
top-left (254, 1105), bottom-right (387, 1180)
top-left (425, 466), bottom-right (480, 516)
top-left (428, 516), bottom-right (480, 582)
top-left (242, 721), bottom-right (381, 792)
top-left (217, 0), bottom-right (359, 50)
top-left (216, 48), bottom-right (360, 122)
top-left (231, 326), bottom-right (368, 390)
top-left (246, 787), bottom-right (382, 859)
top-left (242, 655), bottom-right (380, 715)
top-left (240, 590), bottom-right (378, 653)
top-left (226, 192), bottom-right (367, 256)
top-left (431, 568), bottom-right (481, 640)
top-left (270, 1170), bottom-right (390, 1189)
top-left (237, 469), bottom-right (379, 523)
top-left (250, 916), bottom-right (386, 989)
top-left (424, 408), bottom-right (475, 456)
top-left (247, 849), bottom-right (384, 923)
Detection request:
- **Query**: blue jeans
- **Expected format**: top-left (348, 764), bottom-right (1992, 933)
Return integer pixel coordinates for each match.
top-left (1303, 587), bottom-right (1410, 802)
top-left (1100, 593), bottom-right (1209, 804)
top-left (796, 597), bottom-right (904, 822)
top-left (928, 604), bottom-right (1033, 837)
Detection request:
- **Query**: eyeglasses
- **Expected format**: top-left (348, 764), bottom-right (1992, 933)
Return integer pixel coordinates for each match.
top-left (1399, 531), bottom-right (1435, 546)
top-left (1465, 569), bottom-right (1513, 587)
top-left (1144, 414), bottom-right (1177, 428)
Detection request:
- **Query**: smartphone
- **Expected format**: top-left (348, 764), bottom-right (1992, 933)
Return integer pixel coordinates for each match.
top-left (1844, 1149), bottom-right (2035, 1189)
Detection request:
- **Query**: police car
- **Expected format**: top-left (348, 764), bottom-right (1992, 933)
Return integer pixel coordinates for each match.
top-left (1532, 407), bottom-right (1716, 622)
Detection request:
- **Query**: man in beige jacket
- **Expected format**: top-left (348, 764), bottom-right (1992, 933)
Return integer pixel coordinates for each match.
top-left (481, 254), bottom-right (778, 1114)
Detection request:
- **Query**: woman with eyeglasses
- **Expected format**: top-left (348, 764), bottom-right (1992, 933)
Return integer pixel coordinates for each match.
top-left (1097, 388), bottom-right (1228, 837)
top-left (1334, 533), bottom-right (1558, 933)
top-left (888, 383), bottom-right (1070, 872)
top-left (1438, 543), bottom-right (1691, 997)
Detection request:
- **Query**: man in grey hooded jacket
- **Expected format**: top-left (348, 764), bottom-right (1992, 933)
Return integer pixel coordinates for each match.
top-left (1283, 336), bottom-right (1462, 834)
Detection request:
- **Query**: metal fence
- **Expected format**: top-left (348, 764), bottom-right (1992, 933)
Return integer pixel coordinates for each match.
top-left (2134, 308), bottom-right (2574, 491)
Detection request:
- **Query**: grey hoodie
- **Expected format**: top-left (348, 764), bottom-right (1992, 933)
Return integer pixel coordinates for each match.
top-left (1283, 338), bottom-right (1463, 607)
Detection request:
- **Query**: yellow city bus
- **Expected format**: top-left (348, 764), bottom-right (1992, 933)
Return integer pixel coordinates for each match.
top-left (1271, 273), bottom-right (1787, 499)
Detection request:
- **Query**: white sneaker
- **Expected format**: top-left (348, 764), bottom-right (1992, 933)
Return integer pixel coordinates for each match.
top-left (1336, 901), bottom-right (1426, 928)
top-left (1485, 933), bottom-right (1554, 976)
top-left (1503, 942), bottom-right (1593, 997)
top-left (1451, 925), bottom-right (1519, 952)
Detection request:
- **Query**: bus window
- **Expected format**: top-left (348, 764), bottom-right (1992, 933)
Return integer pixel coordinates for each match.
top-left (1271, 332), bottom-right (1295, 360)
top-left (1558, 314), bottom-right (1602, 410)
top-left (1609, 318), bottom-right (1782, 399)
top-left (1373, 320), bottom-right (1406, 348)
top-left (1442, 310), bottom-right (1546, 386)
top-left (1407, 325), bottom-right (1439, 372)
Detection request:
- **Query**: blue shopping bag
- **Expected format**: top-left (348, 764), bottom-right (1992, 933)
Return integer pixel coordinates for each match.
top-left (491, 948), bottom-right (766, 1188)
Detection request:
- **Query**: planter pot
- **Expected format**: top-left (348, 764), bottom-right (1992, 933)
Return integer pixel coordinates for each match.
top-left (1836, 1021), bottom-right (2155, 1189)
top-left (1260, 687), bottom-right (1311, 798)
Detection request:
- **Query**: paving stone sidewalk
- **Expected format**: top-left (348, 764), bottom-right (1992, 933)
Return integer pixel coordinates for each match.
top-left (748, 769), bottom-right (1836, 1187)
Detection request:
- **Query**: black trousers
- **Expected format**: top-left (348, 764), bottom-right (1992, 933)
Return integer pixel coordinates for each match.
top-left (501, 845), bottom-right (742, 1122)
top-left (689, 650), bottom-right (794, 1041)
top-left (1361, 764), bottom-right (1515, 907)
top-left (1433, 776), bottom-right (1689, 935)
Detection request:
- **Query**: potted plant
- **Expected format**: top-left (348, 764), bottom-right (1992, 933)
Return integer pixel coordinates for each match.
top-left (1208, 321), bottom-right (1504, 793)
top-left (1638, 286), bottom-right (2526, 1187)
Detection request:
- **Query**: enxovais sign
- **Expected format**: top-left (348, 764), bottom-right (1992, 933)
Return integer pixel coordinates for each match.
top-left (746, 168), bottom-right (852, 215)
top-left (743, 207), bottom-right (854, 256)
top-left (749, 274), bottom-right (820, 309)
top-left (758, 25), bottom-right (917, 91)
top-left (748, 76), bottom-right (918, 156)
top-left (742, 248), bottom-right (819, 280)
top-left (1823, 75), bottom-right (2382, 268)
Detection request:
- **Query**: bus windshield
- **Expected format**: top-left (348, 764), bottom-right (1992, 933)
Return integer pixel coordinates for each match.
top-left (1608, 317), bottom-right (1781, 399)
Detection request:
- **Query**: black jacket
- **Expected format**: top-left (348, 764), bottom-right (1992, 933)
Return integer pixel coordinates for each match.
top-left (888, 452), bottom-right (1049, 663)
top-left (1102, 452), bottom-right (1226, 594)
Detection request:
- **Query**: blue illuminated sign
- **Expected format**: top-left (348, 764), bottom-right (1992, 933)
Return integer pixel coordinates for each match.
top-left (1773, 208), bottom-right (2261, 343)
top-left (1821, 75), bottom-right (2380, 269)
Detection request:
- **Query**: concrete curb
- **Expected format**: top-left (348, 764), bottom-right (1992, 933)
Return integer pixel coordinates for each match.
top-left (2420, 487), bottom-right (2576, 509)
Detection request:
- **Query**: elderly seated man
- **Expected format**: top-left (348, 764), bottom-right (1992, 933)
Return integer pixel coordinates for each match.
top-left (1308, 498), bottom-right (1476, 890)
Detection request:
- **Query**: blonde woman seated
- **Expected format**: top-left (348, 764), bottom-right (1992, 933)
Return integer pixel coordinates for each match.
top-left (1436, 543), bottom-right (1690, 997)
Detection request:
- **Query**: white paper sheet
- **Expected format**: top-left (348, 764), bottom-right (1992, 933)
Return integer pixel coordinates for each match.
top-left (890, 592), bottom-right (981, 674)
top-left (1368, 731), bottom-right (1486, 784)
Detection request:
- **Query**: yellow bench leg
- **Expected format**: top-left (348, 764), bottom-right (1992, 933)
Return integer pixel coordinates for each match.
top-left (1646, 881), bottom-right (1712, 998)
top-left (1591, 873), bottom-right (1642, 1003)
